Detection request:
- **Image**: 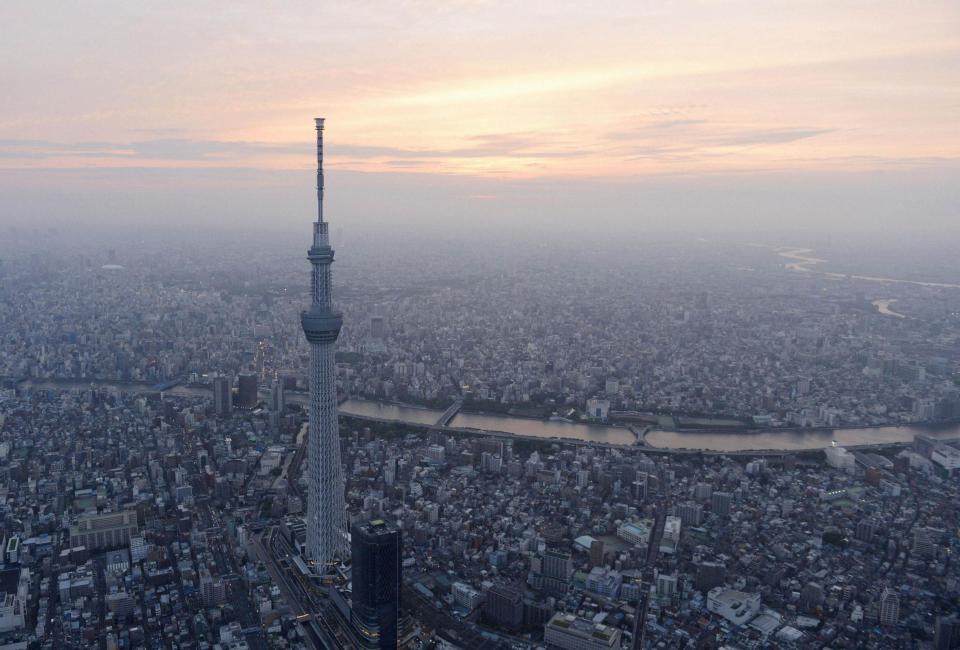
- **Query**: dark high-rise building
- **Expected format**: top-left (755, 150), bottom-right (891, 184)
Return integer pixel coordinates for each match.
top-left (351, 519), bottom-right (401, 649)
top-left (237, 374), bottom-right (258, 409)
top-left (589, 539), bottom-right (605, 567)
top-left (523, 599), bottom-right (554, 628)
top-left (934, 616), bottom-right (960, 650)
top-left (695, 561), bottom-right (726, 592)
top-left (213, 375), bottom-right (232, 416)
top-left (483, 584), bottom-right (523, 632)
top-left (370, 316), bottom-right (386, 340)
top-left (270, 379), bottom-right (285, 413)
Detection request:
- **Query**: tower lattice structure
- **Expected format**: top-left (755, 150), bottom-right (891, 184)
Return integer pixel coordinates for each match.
top-left (300, 117), bottom-right (349, 563)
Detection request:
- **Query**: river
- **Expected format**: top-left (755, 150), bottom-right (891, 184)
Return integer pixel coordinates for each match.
top-left (337, 400), bottom-right (637, 445)
top-left (326, 400), bottom-right (960, 451)
top-left (872, 298), bottom-right (906, 319)
top-left (777, 247), bottom-right (960, 289)
top-left (449, 411), bottom-right (635, 445)
top-left (645, 423), bottom-right (960, 452)
top-left (17, 380), bottom-right (960, 452)
top-left (339, 399), bottom-right (444, 426)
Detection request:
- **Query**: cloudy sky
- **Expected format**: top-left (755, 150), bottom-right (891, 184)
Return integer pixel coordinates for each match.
top-left (1, 1), bottom-right (958, 237)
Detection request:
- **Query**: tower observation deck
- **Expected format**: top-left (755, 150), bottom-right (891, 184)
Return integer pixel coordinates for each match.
top-left (301, 117), bottom-right (348, 563)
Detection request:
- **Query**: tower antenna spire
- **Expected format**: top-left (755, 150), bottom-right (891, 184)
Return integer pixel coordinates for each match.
top-left (315, 117), bottom-right (325, 224)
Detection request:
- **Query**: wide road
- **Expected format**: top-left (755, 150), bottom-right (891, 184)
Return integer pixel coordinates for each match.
top-left (402, 583), bottom-right (507, 650)
top-left (197, 502), bottom-right (268, 650)
top-left (250, 528), bottom-right (343, 650)
top-left (632, 506), bottom-right (667, 650)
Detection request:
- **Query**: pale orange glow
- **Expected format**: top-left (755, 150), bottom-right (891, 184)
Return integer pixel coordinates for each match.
top-left (1, 1), bottom-right (958, 180)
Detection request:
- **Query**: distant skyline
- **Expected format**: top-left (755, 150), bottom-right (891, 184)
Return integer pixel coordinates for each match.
top-left (1, 1), bottom-right (958, 236)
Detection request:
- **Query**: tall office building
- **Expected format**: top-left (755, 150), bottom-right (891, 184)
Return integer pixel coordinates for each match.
top-left (483, 584), bottom-right (523, 632)
top-left (213, 375), bottom-right (232, 416)
top-left (934, 616), bottom-right (960, 650)
top-left (237, 374), bottom-right (258, 409)
top-left (301, 118), bottom-right (349, 563)
top-left (351, 519), bottom-right (402, 649)
top-left (270, 379), bottom-right (285, 413)
top-left (370, 316), bottom-right (386, 340)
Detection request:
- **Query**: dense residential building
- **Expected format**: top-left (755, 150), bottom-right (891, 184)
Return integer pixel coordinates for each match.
top-left (880, 587), bottom-right (900, 626)
top-left (585, 567), bottom-right (622, 598)
top-left (711, 491), bottom-right (732, 516)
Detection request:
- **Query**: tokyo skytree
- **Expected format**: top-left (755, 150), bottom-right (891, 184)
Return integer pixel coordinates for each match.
top-left (300, 118), bottom-right (349, 563)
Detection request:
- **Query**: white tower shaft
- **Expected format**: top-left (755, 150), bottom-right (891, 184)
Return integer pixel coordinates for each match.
top-left (301, 118), bottom-right (348, 563)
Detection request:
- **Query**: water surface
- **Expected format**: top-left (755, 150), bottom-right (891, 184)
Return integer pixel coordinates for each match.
top-left (449, 411), bottom-right (636, 445)
top-left (339, 399), bottom-right (445, 426)
top-left (645, 423), bottom-right (960, 451)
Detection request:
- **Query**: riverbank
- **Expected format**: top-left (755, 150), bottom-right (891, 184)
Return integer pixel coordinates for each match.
top-left (872, 298), bottom-right (906, 319)
top-left (14, 379), bottom-right (960, 453)
top-left (644, 422), bottom-right (960, 452)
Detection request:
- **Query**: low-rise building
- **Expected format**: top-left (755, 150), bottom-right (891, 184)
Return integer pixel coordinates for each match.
top-left (617, 520), bottom-right (651, 546)
top-left (451, 581), bottom-right (482, 611)
top-left (706, 587), bottom-right (761, 626)
top-left (69, 510), bottom-right (139, 551)
top-left (544, 612), bottom-right (622, 650)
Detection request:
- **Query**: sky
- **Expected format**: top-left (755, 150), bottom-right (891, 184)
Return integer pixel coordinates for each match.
top-left (1, 1), bottom-right (958, 238)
